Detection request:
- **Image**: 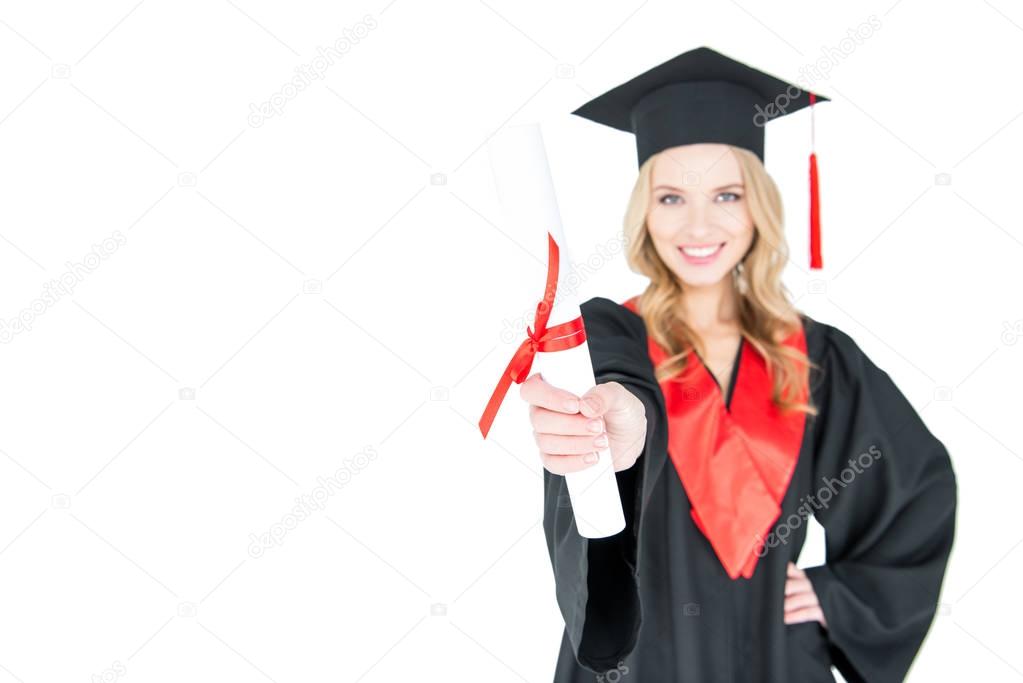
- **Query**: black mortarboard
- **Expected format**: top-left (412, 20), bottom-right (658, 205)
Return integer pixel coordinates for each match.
top-left (572, 46), bottom-right (829, 268)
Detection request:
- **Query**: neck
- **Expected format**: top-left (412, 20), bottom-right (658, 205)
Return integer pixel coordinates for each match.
top-left (680, 275), bottom-right (740, 332)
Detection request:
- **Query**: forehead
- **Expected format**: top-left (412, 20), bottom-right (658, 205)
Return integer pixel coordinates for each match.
top-left (652, 143), bottom-right (742, 186)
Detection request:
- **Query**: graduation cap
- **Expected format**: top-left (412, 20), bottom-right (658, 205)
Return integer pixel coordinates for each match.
top-left (572, 46), bottom-right (828, 269)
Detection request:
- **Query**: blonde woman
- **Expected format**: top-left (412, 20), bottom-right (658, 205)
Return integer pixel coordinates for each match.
top-left (522, 48), bottom-right (957, 682)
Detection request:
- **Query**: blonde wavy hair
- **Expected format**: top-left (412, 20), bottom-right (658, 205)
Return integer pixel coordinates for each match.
top-left (624, 145), bottom-right (817, 416)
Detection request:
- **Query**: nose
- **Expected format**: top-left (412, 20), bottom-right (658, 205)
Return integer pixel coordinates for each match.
top-left (679, 197), bottom-right (714, 239)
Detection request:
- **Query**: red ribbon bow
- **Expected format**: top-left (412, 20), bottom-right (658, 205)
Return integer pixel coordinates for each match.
top-left (478, 232), bottom-right (588, 439)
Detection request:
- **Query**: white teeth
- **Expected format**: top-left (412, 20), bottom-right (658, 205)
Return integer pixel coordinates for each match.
top-left (681, 244), bottom-right (723, 257)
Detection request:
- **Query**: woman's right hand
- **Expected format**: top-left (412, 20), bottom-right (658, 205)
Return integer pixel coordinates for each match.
top-left (519, 372), bottom-right (647, 475)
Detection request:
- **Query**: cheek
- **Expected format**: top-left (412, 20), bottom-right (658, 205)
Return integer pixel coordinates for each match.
top-left (716, 204), bottom-right (754, 236)
top-left (645, 220), bottom-right (679, 262)
top-left (730, 222), bottom-right (755, 245)
top-left (724, 225), bottom-right (755, 264)
top-left (646, 207), bottom-right (678, 240)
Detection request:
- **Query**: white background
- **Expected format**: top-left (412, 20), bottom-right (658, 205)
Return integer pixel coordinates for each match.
top-left (1, 1), bottom-right (1020, 681)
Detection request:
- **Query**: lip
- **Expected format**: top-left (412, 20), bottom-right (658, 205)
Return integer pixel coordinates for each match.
top-left (679, 242), bottom-right (725, 265)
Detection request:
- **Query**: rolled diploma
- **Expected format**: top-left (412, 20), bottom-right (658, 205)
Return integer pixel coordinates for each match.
top-left (487, 123), bottom-right (626, 539)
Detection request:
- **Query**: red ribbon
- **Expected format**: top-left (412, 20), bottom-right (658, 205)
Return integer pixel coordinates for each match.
top-left (478, 232), bottom-right (587, 439)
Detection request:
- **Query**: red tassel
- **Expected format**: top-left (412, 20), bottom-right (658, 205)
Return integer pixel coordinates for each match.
top-left (809, 152), bottom-right (821, 269)
top-left (808, 93), bottom-right (822, 269)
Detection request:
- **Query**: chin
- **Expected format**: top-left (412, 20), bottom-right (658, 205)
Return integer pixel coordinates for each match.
top-left (674, 266), bottom-right (731, 288)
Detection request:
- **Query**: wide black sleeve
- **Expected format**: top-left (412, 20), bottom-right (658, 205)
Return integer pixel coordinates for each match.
top-left (541, 296), bottom-right (666, 674)
top-left (803, 323), bottom-right (958, 683)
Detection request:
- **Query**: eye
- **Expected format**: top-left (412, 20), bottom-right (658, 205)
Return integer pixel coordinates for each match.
top-left (716, 191), bottom-right (742, 203)
top-left (658, 193), bottom-right (683, 205)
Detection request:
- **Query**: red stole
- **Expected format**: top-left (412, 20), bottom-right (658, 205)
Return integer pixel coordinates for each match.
top-left (622, 296), bottom-right (808, 579)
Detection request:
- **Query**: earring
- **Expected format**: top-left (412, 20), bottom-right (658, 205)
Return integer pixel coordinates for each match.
top-left (734, 261), bottom-right (749, 295)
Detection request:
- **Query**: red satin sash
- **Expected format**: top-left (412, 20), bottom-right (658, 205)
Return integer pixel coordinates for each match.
top-left (622, 296), bottom-right (808, 579)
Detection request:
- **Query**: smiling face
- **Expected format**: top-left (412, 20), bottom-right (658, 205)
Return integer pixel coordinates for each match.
top-left (646, 143), bottom-right (755, 289)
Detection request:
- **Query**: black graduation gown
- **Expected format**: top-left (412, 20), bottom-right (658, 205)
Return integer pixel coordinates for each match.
top-left (543, 296), bottom-right (958, 683)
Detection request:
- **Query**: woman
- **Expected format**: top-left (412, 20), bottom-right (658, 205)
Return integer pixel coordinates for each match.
top-left (521, 48), bottom-right (957, 682)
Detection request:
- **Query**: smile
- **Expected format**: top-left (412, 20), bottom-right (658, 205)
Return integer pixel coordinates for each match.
top-left (679, 242), bottom-right (725, 264)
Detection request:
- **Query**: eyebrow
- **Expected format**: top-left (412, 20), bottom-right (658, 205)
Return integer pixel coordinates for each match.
top-left (653, 183), bottom-right (744, 193)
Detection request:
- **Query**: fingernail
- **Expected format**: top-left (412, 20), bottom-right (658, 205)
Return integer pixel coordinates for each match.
top-left (594, 435), bottom-right (608, 448)
top-left (587, 419), bottom-right (604, 433)
top-left (565, 398), bottom-right (579, 413)
top-left (583, 452), bottom-right (599, 464)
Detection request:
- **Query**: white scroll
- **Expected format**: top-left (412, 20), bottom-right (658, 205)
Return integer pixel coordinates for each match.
top-left (487, 123), bottom-right (626, 539)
